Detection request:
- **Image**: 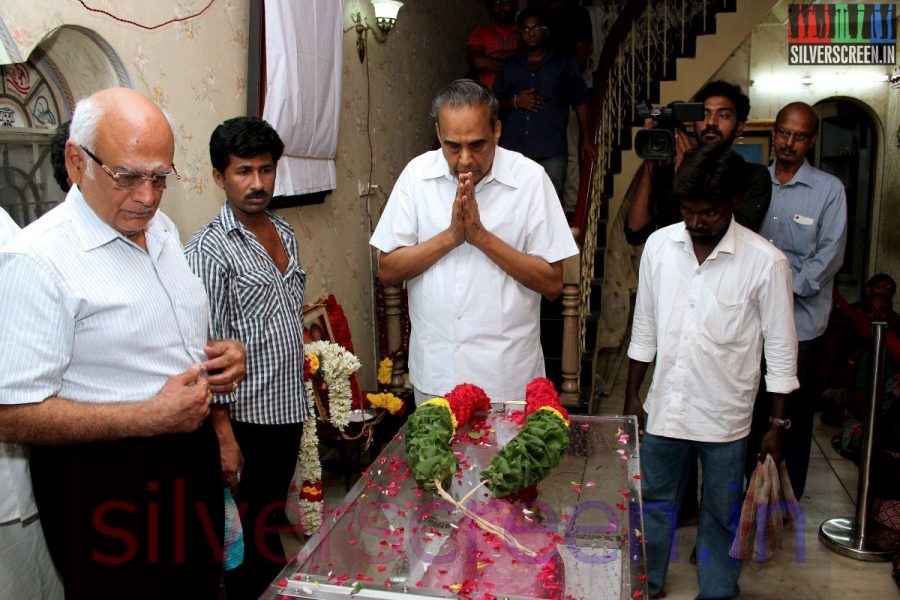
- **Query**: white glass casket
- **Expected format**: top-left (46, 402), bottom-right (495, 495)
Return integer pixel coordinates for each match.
top-left (264, 412), bottom-right (648, 599)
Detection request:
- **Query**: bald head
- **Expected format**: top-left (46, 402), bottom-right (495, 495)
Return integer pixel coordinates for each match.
top-left (65, 88), bottom-right (177, 245)
top-left (775, 102), bottom-right (819, 136)
top-left (69, 88), bottom-right (174, 166)
top-left (773, 101), bottom-right (819, 171)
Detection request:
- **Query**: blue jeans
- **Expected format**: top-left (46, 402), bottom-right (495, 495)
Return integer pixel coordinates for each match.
top-left (641, 426), bottom-right (746, 599)
top-left (531, 155), bottom-right (567, 209)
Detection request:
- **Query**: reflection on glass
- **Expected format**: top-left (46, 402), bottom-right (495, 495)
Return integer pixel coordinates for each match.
top-left (266, 412), bottom-right (647, 599)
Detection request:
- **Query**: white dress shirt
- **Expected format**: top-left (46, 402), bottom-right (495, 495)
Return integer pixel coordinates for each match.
top-left (628, 219), bottom-right (799, 442)
top-left (370, 147), bottom-right (578, 403)
top-left (0, 186), bottom-right (209, 408)
top-left (0, 208), bottom-right (34, 525)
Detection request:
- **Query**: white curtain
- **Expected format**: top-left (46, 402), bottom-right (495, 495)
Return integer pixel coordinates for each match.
top-left (263, 0), bottom-right (343, 196)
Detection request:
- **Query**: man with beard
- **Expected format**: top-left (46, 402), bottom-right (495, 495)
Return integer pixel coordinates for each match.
top-left (626, 80), bottom-right (771, 245)
top-left (185, 116), bottom-right (309, 599)
top-left (625, 144), bottom-right (797, 600)
top-left (745, 102), bottom-right (847, 499)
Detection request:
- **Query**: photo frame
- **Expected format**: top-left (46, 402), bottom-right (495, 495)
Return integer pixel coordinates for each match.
top-left (733, 119), bottom-right (775, 166)
top-left (302, 302), bottom-right (334, 344)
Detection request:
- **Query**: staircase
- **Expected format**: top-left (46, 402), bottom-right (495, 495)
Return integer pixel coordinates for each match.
top-left (541, 0), bottom-right (780, 411)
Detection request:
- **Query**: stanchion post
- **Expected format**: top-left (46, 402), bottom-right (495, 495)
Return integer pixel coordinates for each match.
top-left (818, 321), bottom-right (893, 561)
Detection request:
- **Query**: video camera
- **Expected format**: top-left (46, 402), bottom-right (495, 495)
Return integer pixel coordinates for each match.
top-left (634, 100), bottom-right (705, 160)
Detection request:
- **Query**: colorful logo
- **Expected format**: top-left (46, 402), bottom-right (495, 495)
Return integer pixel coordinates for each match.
top-left (788, 3), bottom-right (895, 65)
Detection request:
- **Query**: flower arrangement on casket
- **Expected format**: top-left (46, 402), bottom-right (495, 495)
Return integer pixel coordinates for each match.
top-left (404, 377), bottom-right (572, 589)
top-left (293, 340), bottom-right (361, 535)
top-left (404, 378), bottom-right (570, 498)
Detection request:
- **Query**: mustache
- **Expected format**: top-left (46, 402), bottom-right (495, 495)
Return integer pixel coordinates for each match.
top-left (244, 190), bottom-right (269, 200)
top-left (700, 127), bottom-right (721, 136)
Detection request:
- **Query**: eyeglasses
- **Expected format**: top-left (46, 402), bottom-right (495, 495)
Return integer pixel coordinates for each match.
top-left (519, 25), bottom-right (549, 35)
top-left (774, 128), bottom-right (813, 142)
top-left (80, 145), bottom-right (180, 190)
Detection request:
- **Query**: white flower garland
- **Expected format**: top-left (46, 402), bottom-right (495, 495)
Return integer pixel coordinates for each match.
top-left (305, 340), bottom-right (361, 431)
top-left (297, 383), bottom-right (323, 535)
top-left (295, 341), bottom-right (361, 535)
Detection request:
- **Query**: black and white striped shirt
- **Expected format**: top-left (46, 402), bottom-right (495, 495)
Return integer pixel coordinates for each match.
top-left (185, 204), bottom-right (309, 424)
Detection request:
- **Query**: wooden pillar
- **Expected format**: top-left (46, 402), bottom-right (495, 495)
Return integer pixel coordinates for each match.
top-left (560, 255), bottom-right (581, 406)
top-left (382, 284), bottom-right (407, 392)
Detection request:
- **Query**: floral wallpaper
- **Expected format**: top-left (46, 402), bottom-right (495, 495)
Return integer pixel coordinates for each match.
top-left (0, 0), bottom-right (485, 387)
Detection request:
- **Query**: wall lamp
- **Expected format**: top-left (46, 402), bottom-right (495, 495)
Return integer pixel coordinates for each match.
top-left (352, 1), bottom-right (404, 63)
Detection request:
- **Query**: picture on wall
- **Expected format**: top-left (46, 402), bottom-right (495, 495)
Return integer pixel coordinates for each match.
top-left (733, 120), bottom-right (775, 166)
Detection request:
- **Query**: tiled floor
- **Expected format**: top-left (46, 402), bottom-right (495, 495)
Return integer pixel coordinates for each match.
top-left (283, 373), bottom-right (899, 599)
top-left (591, 364), bottom-right (898, 600)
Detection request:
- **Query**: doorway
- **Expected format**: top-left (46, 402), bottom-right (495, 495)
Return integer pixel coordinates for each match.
top-left (813, 98), bottom-right (879, 303)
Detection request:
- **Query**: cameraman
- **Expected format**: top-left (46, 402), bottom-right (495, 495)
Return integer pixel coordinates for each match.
top-left (625, 80), bottom-right (771, 245)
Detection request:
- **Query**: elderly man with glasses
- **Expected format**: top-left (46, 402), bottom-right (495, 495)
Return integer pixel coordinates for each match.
top-left (0, 87), bottom-right (245, 599)
top-left (745, 101), bottom-right (848, 501)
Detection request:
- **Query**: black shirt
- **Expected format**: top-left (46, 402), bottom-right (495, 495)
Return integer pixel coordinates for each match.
top-left (624, 156), bottom-right (772, 246)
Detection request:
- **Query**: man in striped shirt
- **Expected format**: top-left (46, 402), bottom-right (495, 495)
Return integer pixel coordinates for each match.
top-left (185, 116), bottom-right (309, 600)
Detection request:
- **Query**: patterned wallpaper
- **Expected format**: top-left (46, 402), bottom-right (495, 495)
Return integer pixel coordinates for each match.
top-left (0, 0), bottom-right (485, 386)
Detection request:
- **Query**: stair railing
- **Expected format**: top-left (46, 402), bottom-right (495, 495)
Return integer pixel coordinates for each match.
top-left (561, 0), bottom-right (733, 405)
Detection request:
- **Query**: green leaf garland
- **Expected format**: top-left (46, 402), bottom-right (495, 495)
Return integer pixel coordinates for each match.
top-left (404, 404), bottom-right (458, 492)
top-left (483, 409), bottom-right (570, 498)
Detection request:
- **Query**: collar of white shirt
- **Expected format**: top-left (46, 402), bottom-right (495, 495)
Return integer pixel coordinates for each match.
top-left (422, 146), bottom-right (519, 191)
top-left (670, 216), bottom-right (738, 262)
top-left (68, 185), bottom-right (175, 257)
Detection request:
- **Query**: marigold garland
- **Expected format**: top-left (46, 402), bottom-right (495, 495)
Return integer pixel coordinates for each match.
top-left (376, 357), bottom-right (393, 386)
top-left (366, 392), bottom-right (404, 415)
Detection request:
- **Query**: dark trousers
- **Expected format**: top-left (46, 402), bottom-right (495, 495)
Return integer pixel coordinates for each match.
top-left (29, 422), bottom-right (223, 600)
top-left (746, 337), bottom-right (822, 499)
top-left (223, 420), bottom-right (303, 600)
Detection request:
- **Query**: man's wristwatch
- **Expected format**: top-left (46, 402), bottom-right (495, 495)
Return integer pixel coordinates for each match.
top-left (769, 416), bottom-right (792, 430)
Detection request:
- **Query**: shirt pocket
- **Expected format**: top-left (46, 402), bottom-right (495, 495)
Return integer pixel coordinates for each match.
top-left (234, 270), bottom-right (279, 319)
top-left (284, 266), bottom-right (307, 314)
top-left (785, 214), bottom-right (818, 255)
top-left (700, 297), bottom-right (749, 346)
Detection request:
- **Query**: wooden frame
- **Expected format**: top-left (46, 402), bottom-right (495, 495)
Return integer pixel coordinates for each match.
top-left (733, 119), bottom-right (775, 166)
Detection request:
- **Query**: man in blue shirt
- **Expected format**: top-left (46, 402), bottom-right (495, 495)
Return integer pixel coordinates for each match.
top-left (493, 7), bottom-right (596, 213)
top-left (746, 101), bottom-right (847, 498)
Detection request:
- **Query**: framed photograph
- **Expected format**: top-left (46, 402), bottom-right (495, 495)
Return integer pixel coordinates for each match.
top-left (733, 119), bottom-right (775, 166)
top-left (302, 302), bottom-right (334, 344)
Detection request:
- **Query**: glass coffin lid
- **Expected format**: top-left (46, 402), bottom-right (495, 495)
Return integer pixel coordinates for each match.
top-left (265, 412), bottom-right (648, 600)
